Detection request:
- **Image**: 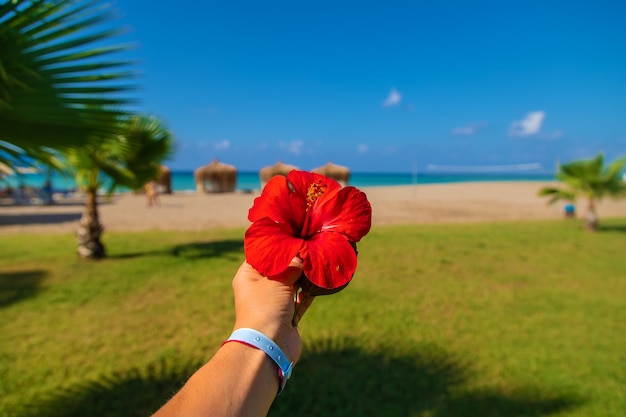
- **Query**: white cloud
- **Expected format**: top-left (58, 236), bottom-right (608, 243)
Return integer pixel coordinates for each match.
top-left (509, 111), bottom-right (545, 136)
top-left (214, 139), bottom-right (230, 150)
top-left (452, 126), bottom-right (475, 135)
top-left (382, 88), bottom-right (402, 107)
top-left (357, 144), bottom-right (369, 154)
top-left (279, 140), bottom-right (304, 155)
top-left (289, 140), bottom-right (304, 155)
top-left (451, 122), bottom-right (487, 136)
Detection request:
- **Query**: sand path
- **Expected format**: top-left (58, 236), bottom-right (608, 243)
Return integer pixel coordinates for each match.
top-left (1, 182), bottom-right (625, 235)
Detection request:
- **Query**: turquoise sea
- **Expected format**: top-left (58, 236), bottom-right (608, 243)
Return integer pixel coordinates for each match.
top-left (4, 171), bottom-right (556, 193)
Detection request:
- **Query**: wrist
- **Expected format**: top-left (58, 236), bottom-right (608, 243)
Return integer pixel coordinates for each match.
top-left (214, 341), bottom-right (280, 410)
top-left (234, 321), bottom-right (301, 364)
top-left (234, 320), bottom-right (281, 342)
top-left (224, 328), bottom-right (294, 395)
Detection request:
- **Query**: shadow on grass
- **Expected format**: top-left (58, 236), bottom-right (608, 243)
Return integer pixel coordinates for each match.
top-left (170, 239), bottom-right (243, 259)
top-left (0, 270), bottom-right (47, 307)
top-left (18, 358), bottom-right (204, 417)
top-left (272, 338), bottom-right (583, 417)
top-left (19, 338), bottom-right (583, 417)
top-left (597, 224), bottom-right (626, 233)
top-left (108, 239), bottom-right (244, 260)
top-left (0, 212), bottom-right (81, 226)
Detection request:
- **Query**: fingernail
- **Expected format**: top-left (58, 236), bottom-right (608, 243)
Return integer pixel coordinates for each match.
top-left (289, 257), bottom-right (303, 268)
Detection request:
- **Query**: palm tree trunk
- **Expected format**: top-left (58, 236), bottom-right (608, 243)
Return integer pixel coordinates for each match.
top-left (585, 197), bottom-right (598, 232)
top-left (76, 190), bottom-right (106, 258)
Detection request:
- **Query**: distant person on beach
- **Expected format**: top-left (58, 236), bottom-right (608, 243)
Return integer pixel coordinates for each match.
top-left (0, 185), bottom-right (13, 198)
top-left (152, 259), bottom-right (311, 417)
top-left (42, 179), bottom-right (54, 205)
top-left (145, 181), bottom-right (160, 207)
top-left (16, 182), bottom-right (28, 204)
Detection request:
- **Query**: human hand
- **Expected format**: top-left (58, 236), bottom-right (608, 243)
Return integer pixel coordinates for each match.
top-left (232, 259), bottom-right (314, 364)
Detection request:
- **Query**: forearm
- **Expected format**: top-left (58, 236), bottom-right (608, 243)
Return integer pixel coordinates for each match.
top-left (152, 342), bottom-right (279, 417)
top-left (152, 261), bottom-right (306, 417)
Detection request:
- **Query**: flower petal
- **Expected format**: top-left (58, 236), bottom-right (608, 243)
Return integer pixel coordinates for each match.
top-left (299, 232), bottom-right (358, 289)
top-left (244, 219), bottom-right (304, 277)
top-left (248, 175), bottom-right (307, 232)
top-left (308, 186), bottom-right (372, 242)
top-left (286, 170), bottom-right (342, 199)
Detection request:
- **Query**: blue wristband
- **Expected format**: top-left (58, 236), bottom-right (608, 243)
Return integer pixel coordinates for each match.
top-left (225, 328), bottom-right (294, 395)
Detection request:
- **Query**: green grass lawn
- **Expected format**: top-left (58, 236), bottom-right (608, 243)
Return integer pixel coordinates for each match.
top-left (1, 219), bottom-right (625, 417)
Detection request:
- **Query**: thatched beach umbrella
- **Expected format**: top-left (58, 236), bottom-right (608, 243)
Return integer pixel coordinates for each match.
top-left (157, 165), bottom-right (172, 194)
top-left (194, 159), bottom-right (237, 193)
top-left (311, 161), bottom-right (351, 186)
top-left (259, 161), bottom-right (299, 188)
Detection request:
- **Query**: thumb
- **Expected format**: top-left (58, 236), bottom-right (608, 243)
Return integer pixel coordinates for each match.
top-left (269, 257), bottom-right (303, 285)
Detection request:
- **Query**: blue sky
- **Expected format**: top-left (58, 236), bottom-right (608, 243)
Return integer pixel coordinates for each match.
top-left (114, 1), bottom-right (625, 173)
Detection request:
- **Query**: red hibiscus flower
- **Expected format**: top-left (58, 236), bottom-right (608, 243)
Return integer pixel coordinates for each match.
top-left (244, 170), bottom-right (372, 295)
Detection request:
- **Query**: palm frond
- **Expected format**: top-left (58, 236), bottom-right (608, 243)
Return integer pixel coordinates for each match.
top-left (119, 115), bottom-right (176, 190)
top-left (0, 0), bottom-right (137, 148)
top-left (61, 112), bottom-right (175, 194)
top-left (544, 152), bottom-right (626, 227)
top-left (538, 186), bottom-right (575, 205)
top-left (603, 157), bottom-right (626, 181)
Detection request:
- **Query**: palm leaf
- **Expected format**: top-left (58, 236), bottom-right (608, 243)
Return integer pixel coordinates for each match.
top-left (0, 0), bottom-right (137, 149)
top-left (62, 112), bottom-right (175, 195)
top-left (538, 187), bottom-right (575, 205)
top-left (118, 115), bottom-right (176, 190)
top-left (541, 153), bottom-right (626, 230)
top-left (603, 157), bottom-right (626, 181)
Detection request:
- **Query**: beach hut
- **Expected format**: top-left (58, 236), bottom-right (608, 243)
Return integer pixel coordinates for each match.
top-left (194, 159), bottom-right (237, 193)
top-left (259, 161), bottom-right (299, 188)
top-left (157, 165), bottom-right (172, 194)
top-left (311, 161), bottom-right (351, 186)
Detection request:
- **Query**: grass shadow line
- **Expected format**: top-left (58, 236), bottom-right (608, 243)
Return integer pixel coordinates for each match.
top-left (106, 251), bottom-right (169, 260)
top-left (597, 224), bottom-right (626, 234)
top-left (0, 269), bottom-right (47, 307)
top-left (15, 358), bottom-right (203, 417)
top-left (272, 337), bottom-right (583, 417)
top-left (106, 239), bottom-right (244, 260)
top-left (0, 213), bottom-right (81, 227)
top-left (15, 338), bottom-right (584, 417)
top-left (169, 239), bottom-right (243, 259)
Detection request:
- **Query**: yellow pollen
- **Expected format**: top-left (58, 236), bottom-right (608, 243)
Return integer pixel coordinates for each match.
top-left (306, 180), bottom-right (327, 209)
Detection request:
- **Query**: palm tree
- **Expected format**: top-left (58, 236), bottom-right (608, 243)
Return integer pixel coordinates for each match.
top-left (1, 0), bottom-right (136, 168)
top-left (539, 153), bottom-right (626, 231)
top-left (119, 115), bottom-right (177, 192)
top-left (65, 114), bottom-right (175, 258)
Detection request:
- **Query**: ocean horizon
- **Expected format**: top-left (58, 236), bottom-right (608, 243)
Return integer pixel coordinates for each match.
top-left (3, 170), bottom-right (556, 194)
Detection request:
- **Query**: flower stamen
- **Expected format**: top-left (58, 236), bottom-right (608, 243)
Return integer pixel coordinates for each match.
top-left (306, 179), bottom-right (327, 210)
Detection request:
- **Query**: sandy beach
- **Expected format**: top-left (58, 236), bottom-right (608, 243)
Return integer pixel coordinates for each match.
top-left (1, 181), bottom-right (625, 235)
